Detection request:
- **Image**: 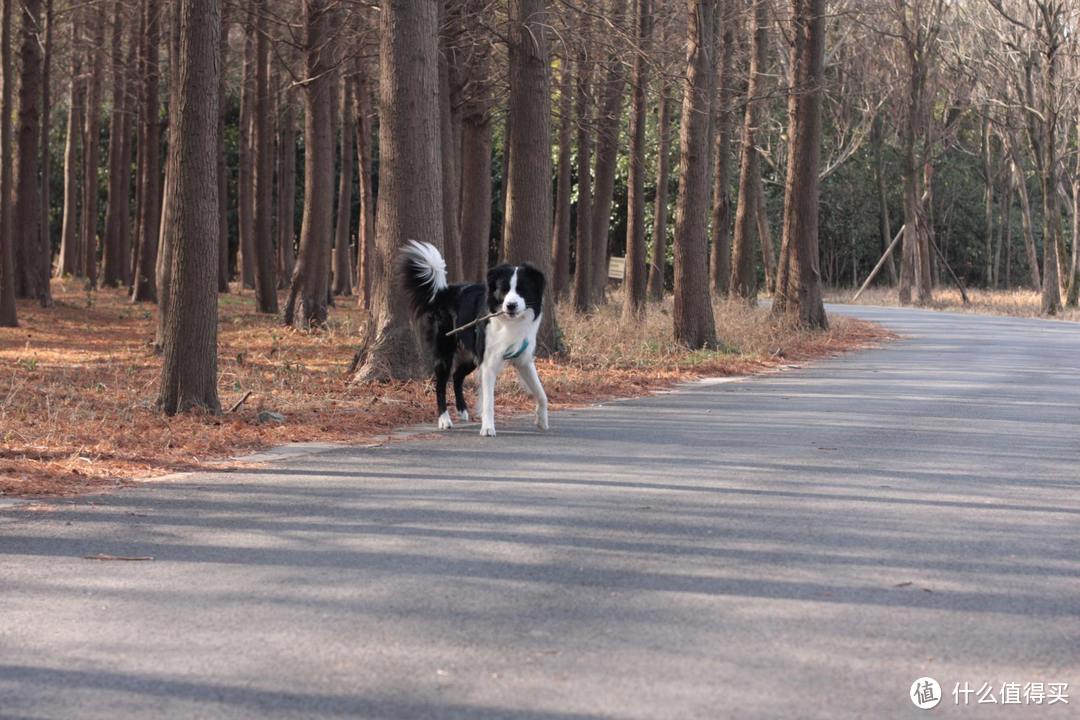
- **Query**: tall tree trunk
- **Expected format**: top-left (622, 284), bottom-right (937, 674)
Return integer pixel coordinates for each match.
top-left (1067, 118), bottom-right (1080, 307)
top-left (154, 2), bottom-right (181, 348)
top-left (571, 11), bottom-right (594, 311)
top-left (755, 174), bottom-right (775, 293)
top-left (351, 0), bottom-right (442, 379)
top-left (250, 0), bottom-right (277, 311)
top-left (81, 6), bottom-right (105, 288)
top-left (708, 11), bottom-right (734, 296)
top-left (772, 0), bottom-right (826, 328)
top-left (0, 0), bottom-right (16, 325)
top-left (58, 22), bottom-right (84, 278)
top-left (730, 0), bottom-right (766, 301)
top-left (38, 0), bottom-right (51, 285)
top-left (157, 0), bottom-right (221, 415)
top-left (458, 97), bottom-right (491, 284)
top-left (646, 80), bottom-right (672, 301)
top-left (277, 85), bottom-right (297, 289)
top-left (588, 0), bottom-right (628, 305)
top-left (622, 0), bottom-right (651, 320)
top-left (131, 0), bottom-right (160, 303)
top-left (1009, 150), bottom-right (1041, 289)
top-left (981, 114), bottom-right (994, 287)
top-left (871, 114), bottom-right (897, 286)
top-left (236, 25), bottom-right (255, 290)
top-left (283, 0), bottom-right (337, 329)
top-left (438, 9), bottom-right (462, 282)
top-left (332, 75), bottom-right (354, 296)
top-left (216, 5), bottom-right (229, 292)
top-left (672, 0), bottom-right (717, 348)
top-left (503, 0), bottom-right (558, 352)
top-left (551, 58), bottom-right (573, 300)
top-left (102, 0), bottom-right (129, 287)
top-left (352, 73), bottom-right (375, 305)
top-left (13, 0), bottom-right (49, 305)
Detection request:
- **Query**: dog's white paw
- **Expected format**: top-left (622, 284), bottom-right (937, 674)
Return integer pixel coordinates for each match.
top-left (458, 409), bottom-right (470, 423)
top-left (535, 407), bottom-right (549, 431)
top-left (437, 412), bottom-right (453, 430)
top-left (479, 425), bottom-right (496, 437)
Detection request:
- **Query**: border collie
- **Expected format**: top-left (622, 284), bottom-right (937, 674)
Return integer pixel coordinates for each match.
top-left (400, 240), bottom-right (548, 437)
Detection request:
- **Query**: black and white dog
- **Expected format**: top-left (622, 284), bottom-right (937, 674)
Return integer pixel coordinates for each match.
top-left (400, 240), bottom-right (548, 437)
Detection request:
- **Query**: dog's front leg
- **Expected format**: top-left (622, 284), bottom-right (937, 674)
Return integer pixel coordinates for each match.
top-left (515, 361), bottom-right (549, 431)
top-left (479, 360), bottom-right (499, 437)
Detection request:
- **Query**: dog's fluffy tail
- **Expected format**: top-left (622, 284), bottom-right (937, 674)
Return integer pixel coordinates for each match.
top-left (399, 239), bottom-right (449, 316)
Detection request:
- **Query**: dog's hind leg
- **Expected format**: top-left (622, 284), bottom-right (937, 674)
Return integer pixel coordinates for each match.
top-left (435, 361), bottom-right (453, 430)
top-left (514, 361), bottom-right (549, 431)
top-left (452, 361), bottom-right (476, 422)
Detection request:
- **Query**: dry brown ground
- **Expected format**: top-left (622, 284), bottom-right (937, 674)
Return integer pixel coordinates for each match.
top-left (826, 285), bottom-right (1080, 322)
top-left (1, 281), bottom-right (889, 496)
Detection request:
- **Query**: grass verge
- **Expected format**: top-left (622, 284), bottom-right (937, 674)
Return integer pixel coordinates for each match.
top-left (1, 281), bottom-right (890, 496)
top-left (826, 286), bottom-right (1080, 322)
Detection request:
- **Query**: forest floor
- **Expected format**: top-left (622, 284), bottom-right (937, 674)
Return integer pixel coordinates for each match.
top-left (826, 285), bottom-right (1080, 321)
top-left (1, 281), bottom-right (888, 497)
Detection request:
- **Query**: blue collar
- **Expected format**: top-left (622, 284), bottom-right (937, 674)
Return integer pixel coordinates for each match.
top-left (502, 339), bottom-right (529, 360)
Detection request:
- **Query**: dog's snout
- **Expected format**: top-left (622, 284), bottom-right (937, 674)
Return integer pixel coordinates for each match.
top-left (505, 300), bottom-right (519, 313)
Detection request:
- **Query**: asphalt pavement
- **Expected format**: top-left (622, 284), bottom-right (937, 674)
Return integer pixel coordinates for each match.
top-left (2, 304), bottom-right (1078, 719)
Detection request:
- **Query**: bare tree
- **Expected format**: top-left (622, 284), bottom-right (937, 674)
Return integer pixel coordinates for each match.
top-left (0, 0), bottom-right (15, 325)
top-left (351, 0), bottom-right (443, 379)
top-left (622, 0), bottom-right (651, 319)
top-left (57, 14), bottom-right (84, 279)
top-left (352, 72), bottom-right (375, 305)
top-left (102, 0), bottom-right (131, 288)
top-left (283, 0), bottom-right (336, 329)
top-left (672, 0), bottom-right (717, 348)
top-left (332, 74), bottom-right (354, 297)
top-left (551, 58), bottom-right (573, 299)
top-left (157, 0), bottom-right (221, 415)
top-left (12, 0), bottom-right (49, 306)
top-left (503, 0), bottom-right (559, 352)
top-left (251, 0), bottom-right (277, 312)
top-left (729, 0), bottom-right (767, 301)
top-left (708, 4), bottom-right (735, 296)
top-left (772, 0), bottom-right (827, 328)
top-left (571, 10), bottom-right (594, 311)
top-left (81, 5), bottom-right (106, 288)
top-left (277, 83), bottom-right (297, 288)
top-left (646, 49), bottom-right (673, 301)
top-left (131, 0), bottom-right (161, 303)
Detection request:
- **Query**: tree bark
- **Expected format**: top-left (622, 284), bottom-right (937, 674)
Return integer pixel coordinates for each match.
top-left (58, 19), bottom-right (84, 279)
top-left (622, 0), bottom-right (651, 320)
top-left (154, 2), bottom-right (182, 348)
top-left (458, 95), bottom-right (491, 285)
top-left (708, 11), bottom-right (734, 296)
top-left (157, 0), bottom-right (221, 415)
top-left (237, 22), bottom-right (255, 290)
top-left (332, 75), bottom-right (354, 296)
top-left (551, 58), bottom-right (573, 299)
top-left (571, 10), bottom-right (594, 312)
top-left (646, 80), bottom-right (672, 301)
top-left (283, 0), bottom-right (337, 330)
top-left (871, 115), bottom-right (897, 286)
top-left (503, 0), bottom-right (558, 352)
top-left (0, 0), bottom-right (16, 325)
top-left (131, 0), bottom-right (161, 303)
top-left (729, 0), bottom-right (766, 301)
top-left (81, 6), bottom-right (105, 288)
top-left (352, 73), bottom-right (375, 305)
top-left (102, 0), bottom-right (130, 288)
top-left (1067, 118), bottom-right (1080, 307)
top-left (1009, 150), bottom-right (1041, 290)
top-left (672, 0), bottom-right (717, 348)
top-left (38, 0), bottom-right (51, 287)
top-left (216, 5), bottom-right (229, 292)
top-left (277, 85), bottom-right (297, 289)
top-left (250, 0), bottom-right (277, 311)
top-left (438, 6), bottom-right (463, 282)
top-left (771, 0), bottom-right (827, 328)
top-left (351, 0), bottom-right (443, 379)
top-left (588, 0), bottom-right (628, 306)
top-left (13, 0), bottom-right (49, 305)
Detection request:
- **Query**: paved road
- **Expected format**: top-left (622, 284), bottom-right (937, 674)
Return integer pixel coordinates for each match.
top-left (2, 305), bottom-right (1078, 719)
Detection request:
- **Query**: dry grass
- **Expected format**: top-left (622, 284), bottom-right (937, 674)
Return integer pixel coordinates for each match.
top-left (1, 281), bottom-right (888, 497)
top-left (826, 285), bottom-right (1080, 322)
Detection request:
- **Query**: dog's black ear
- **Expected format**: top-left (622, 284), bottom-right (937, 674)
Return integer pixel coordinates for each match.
top-left (517, 262), bottom-right (546, 298)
